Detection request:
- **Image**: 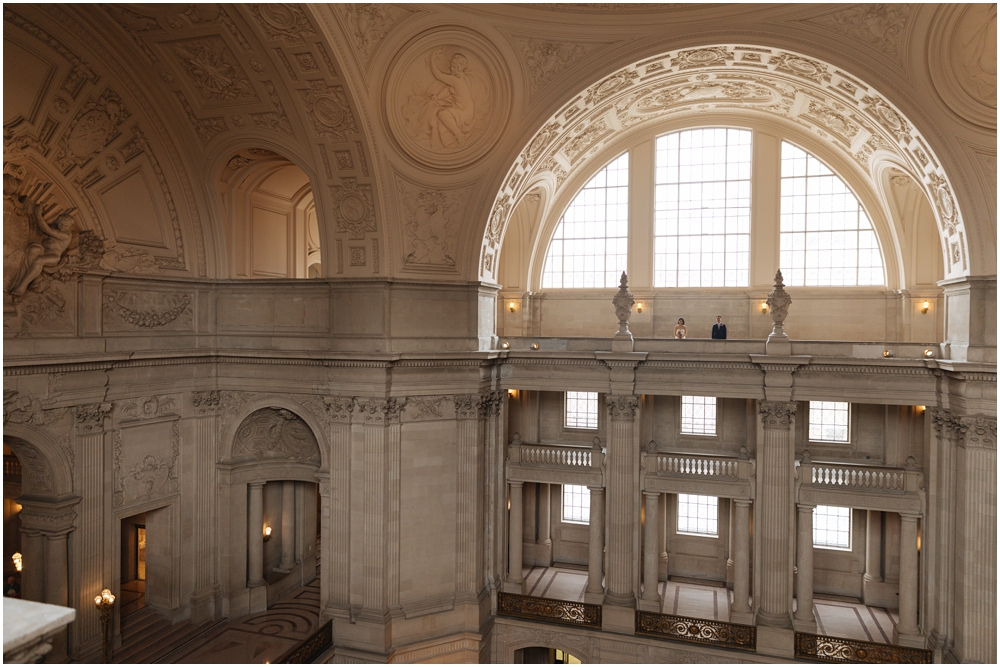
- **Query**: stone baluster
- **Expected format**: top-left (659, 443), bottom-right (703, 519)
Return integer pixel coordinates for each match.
top-left (247, 481), bottom-right (265, 588)
top-left (278, 481), bottom-right (296, 571)
top-left (640, 491), bottom-right (661, 609)
top-left (894, 512), bottom-right (920, 644)
top-left (585, 486), bottom-right (605, 603)
top-left (604, 395), bottom-right (639, 610)
top-left (506, 481), bottom-right (524, 592)
top-left (756, 400), bottom-right (797, 629)
top-left (794, 503), bottom-right (816, 632)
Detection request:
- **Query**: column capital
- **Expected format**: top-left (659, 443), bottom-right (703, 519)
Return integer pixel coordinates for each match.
top-left (932, 409), bottom-right (997, 449)
top-left (797, 503), bottom-right (816, 511)
top-left (454, 394), bottom-right (486, 420)
top-left (759, 400), bottom-right (797, 429)
top-left (899, 511), bottom-right (922, 521)
top-left (509, 480), bottom-right (524, 489)
top-left (74, 402), bottom-right (112, 432)
top-left (587, 485), bottom-right (604, 495)
top-left (248, 480), bottom-right (266, 490)
top-left (643, 490), bottom-right (659, 500)
top-left (356, 397), bottom-right (404, 425)
top-left (732, 498), bottom-right (752, 508)
top-left (605, 394), bottom-right (639, 422)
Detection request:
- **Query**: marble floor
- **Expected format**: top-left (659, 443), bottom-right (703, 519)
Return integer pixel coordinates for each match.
top-left (521, 565), bottom-right (899, 645)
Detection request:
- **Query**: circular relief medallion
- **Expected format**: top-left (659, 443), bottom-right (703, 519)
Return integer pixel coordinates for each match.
top-left (313, 96), bottom-right (345, 128)
top-left (339, 193), bottom-right (368, 223)
top-left (386, 28), bottom-right (511, 169)
top-left (929, 4), bottom-right (996, 129)
top-left (68, 110), bottom-right (112, 157)
top-left (259, 4), bottom-right (297, 30)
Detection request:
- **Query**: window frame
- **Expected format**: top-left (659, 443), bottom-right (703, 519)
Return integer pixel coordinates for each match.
top-left (676, 493), bottom-right (720, 538)
top-left (564, 391), bottom-right (599, 431)
top-left (561, 484), bottom-right (591, 525)
top-left (812, 504), bottom-right (853, 551)
top-left (808, 401), bottom-right (852, 445)
top-left (679, 395), bottom-right (719, 437)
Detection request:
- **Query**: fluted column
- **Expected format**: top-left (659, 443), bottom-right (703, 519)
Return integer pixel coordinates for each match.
top-left (895, 513), bottom-right (920, 640)
top-left (191, 391), bottom-right (221, 619)
top-left (455, 395), bottom-right (485, 598)
top-left (585, 486), bottom-right (605, 602)
top-left (604, 395), bottom-right (639, 607)
top-left (538, 484), bottom-right (551, 551)
top-left (485, 391), bottom-right (507, 596)
top-left (642, 491), bottom-right (661, 606)
top-left (506, 481), bottom-right (524, 591)
top-left (756, 400), bottom-right (797, 628)
top-left (322, 397), bottom-right (353, 615)
top-left (247, 481), bottom-right (265, 587)
top-left (731, 499), bottom-right (752, 619)
top-left (864, 510), bottom-right (882, 584)
top-left (278, 481), bottom-right (296, 570)
top-left (794, 504), bottom-right (815, 630)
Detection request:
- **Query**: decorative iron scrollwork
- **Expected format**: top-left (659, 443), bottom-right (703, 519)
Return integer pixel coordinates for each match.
top-left (497, 592), bottom-right (601, 629)
top-left (276, 620), bottom-right (332, 664)
top-left (636, 610), bottom-right (756, 651)
top-left (794, 632), bottom-right (932, 664)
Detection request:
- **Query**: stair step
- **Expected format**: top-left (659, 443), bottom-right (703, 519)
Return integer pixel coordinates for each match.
top-left (152, 619), bottom-right (228, 664)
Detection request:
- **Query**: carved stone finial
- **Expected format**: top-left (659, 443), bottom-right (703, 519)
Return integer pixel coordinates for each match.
top-left (592, 436), bottom-right (602, 448)
top-left (646, 439), bottom-right (657, 453)
top-left (511, 432), bottom-right (521, 445)
top-left (904, 456), bottom-right (917, 471)
top-left (612, 271), bottom-right (635, 337)
top-left (738, 446), bottom-right (749, 460)
top-left (765, 269), bottom-right (793, 353)
top-left (800, 449), bottom-right (812, 464)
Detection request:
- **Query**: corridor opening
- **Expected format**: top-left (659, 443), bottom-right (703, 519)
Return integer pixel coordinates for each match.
top-left (120, 513), bottom-right (147, 617)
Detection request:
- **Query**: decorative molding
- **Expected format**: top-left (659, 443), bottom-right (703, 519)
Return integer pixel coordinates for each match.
top-left (330, 178), bottom-right (376, 240)
top-left (806, 4), bottom-right (912, 57)
top-left (515, 37), bottom-right (607, 91)
top-left (355, 397), bottom-right (404, 426)
top-left (103, 289), bottom-right (193, 330)
top-left (247, 4), bottom-right (317, 45)
top-left (3, 391), bottom-right (68, 427)
top-left (323, 396), bottom-right (354, 424)
top-left (249, 80), bottom-right (294, 136)
top-left (74, 402), bottom-right (113, 431)
top-left (191, 390), bottom-right (221, 415)
top-left (168, 36), bottom-right (258, 105)
top-left (605, 395), bottom-right (639, 422)
top-left (298, 81), bottom-right (358, 141)
top-left (52, 87), bottom-right (132, 174)
top-left (232, 407), bottom-right (321, 464)
top-left (405, 395), bottom-right (449, 421)
top-left (395, 176), bottom-right (470, 270)
top-left (759, 400), bottom-right (797, 429)
top-left (454, 394), bottom-right (485, 421)
top-left (117, 395), bottom-right (177, 421)
top-left (113, 422), bottom-right (180, 508)
top-left (636, 610), bottom-right (756, 651)
top-left (794, 631), bottom-right (931, 663)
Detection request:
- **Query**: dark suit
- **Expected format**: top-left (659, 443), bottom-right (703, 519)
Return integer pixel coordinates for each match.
top-left (712, 323), bottom-right (727, 339)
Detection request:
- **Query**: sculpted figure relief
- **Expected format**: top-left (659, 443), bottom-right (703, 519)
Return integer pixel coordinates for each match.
top-left (7, 200), bottom-right (75, 298)
top-left (956, 4), bottom-right (997, 105)
top-left (402, 48), bottom-right (490, 152)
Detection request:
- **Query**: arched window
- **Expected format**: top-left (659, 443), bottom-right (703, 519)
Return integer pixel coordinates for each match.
top-left (541, 153), bottom-right (628, 288)
top-left (779, 142), bottom-right (884, 286)
top-left (654, 128), bottom-right (751, 287)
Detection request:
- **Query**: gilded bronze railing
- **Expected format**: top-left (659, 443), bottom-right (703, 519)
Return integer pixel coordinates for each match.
top-left (635, 610), bottom-right (756, 651)
top-left (794, 632), bottom-right (932, 664)
top-left (497, 592), bottom-right (601, 629)
top-left (275, 620), bottom-right (333, 664)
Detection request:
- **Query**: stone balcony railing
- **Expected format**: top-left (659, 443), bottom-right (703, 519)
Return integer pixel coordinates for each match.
top-left (797, 460), bottom-right (924, 515)
top-left (507, 441), bottom-right (604, 487)
top-left (642, 452), bottom-right (754, 500)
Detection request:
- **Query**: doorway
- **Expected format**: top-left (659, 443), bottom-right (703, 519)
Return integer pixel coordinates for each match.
top-left (120, 513), bottom-right (147, 617)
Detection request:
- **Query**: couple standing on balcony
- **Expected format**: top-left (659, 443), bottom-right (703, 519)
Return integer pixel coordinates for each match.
top-left (673, 316), bottom-right (727, 339)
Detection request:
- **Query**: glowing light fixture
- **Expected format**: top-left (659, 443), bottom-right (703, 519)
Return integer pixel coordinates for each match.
top-left (263, 525), bottom-right (272, 541)
top-left (530, 342), bottom-right (539, 350)
top-left (921, 301), bottom-right (930, 314)
top-left (761, 302), bottom-right (768, 314)
top-left (637, 302), bottom-right (642, 313)
top-left (924, 349), bottom-right (934, 358)
top-left (11, 552), bottom-right (22, 573)
top-left (509, 301), bottom-right (516, 312)
top-left (883, 349), bottom-right (894, 358)
top-left (501, 341), bottom-right (510, 349)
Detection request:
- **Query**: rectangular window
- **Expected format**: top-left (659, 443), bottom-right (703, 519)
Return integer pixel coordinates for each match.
top-left (681, 396), bottom-right (717, 436)
top-left (677, 494), bottom-right (718, 536)
top-left (809, 401), bottom-right (850, 443)
top-left (565, 391), bottom-right (598, 429)
top-left (813, 505), bottom-right (852, 550)
top-left (562, 484), bottom-right (590, 524)
top-left (654, 128), bottom-right (752, 287)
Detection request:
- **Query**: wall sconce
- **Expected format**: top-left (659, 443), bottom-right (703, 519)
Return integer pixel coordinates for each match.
top-left (507, 389), bottom-right (516, 397)
top-left (761, 302), bottom-right (768, 314)
top-left (923, 348), bottom-right (934, 358)
top-left (501, 340), bottom-right (510, 349)
top-left (530, 342), bottom-right (539, 350)
top-left (921, 300), bottom-right (930, 314)
top-left (883, 349), bottom-right (894, 358)
top-left (11, 552), bottom-right (22, 573)
top-left (263, 525), bottom-right (272, 542)
top-left (636, 302), bottom-right (642, 313)
top-left (95, 588), bottom-right (116, 663)
top-left (509, 301), bottom-right (516, 312)
top-left (916, 406), bottom-right (925, 413)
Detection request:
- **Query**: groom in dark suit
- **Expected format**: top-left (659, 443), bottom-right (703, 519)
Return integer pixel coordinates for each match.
top-left (711, 315), bottom-right (727, 340)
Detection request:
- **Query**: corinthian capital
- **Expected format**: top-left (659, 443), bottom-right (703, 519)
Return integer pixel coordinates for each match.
top-left (74, 402), bottom-right (112, 431)
top-left (605, 395), bottom-right (639, 422)
top-left (759, 400), bottom-right (797, 429)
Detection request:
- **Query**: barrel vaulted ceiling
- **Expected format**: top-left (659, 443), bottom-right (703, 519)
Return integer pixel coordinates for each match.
top-left (4, 4), bottom-right (995, 283)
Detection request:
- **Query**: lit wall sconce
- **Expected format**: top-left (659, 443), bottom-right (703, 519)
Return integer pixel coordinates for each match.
top-left (883, 349), bottom-right (894, 358)
top-left (263, 525), bottom-right (272, 542)
top-left (921, 300), bottom-right (930, 314)
top-left (509, 301), bottom-right (516, 312)
top-left (637, 302), bottom-right (642, 313)
top-left (916, 406), bottom-right (926, 413)
top-left (507, 389), bottom-right (516, 397)
top-left (924, 348), bottom-right (934, 358)
top-left (761, 302), bottom-right (768, 314)
top-left (501, 341), bottom-right (510, 349)
top-left (11, 552), bottom-right (22, 573)
top-left (530, 342), bottom-right (539, 350)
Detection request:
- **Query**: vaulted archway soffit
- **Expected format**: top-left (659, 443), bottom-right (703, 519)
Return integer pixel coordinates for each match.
top-left (481, 44), bottom-right (971, 284)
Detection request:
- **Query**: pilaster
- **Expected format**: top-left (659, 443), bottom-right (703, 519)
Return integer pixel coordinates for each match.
top-left (603, 394), bottom-right (639, 626)
top-left (455, 394), bottom-right (486, 600)
top-left (323, 397), bottom-right (353, 616)
top-left (190, 391), bottom-right (221, 621)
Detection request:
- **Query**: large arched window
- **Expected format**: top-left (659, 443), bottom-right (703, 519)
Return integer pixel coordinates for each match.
top-left (541, 153), bottom-right (628, 288)
top-left (779, 142), bottom-right (884, 286)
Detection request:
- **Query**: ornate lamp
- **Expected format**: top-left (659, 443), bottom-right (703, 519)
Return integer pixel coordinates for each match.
top-left (94, 588), bottom-right (115, 663)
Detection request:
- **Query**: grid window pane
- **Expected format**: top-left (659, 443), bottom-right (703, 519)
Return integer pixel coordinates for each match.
top-left (542, 153), bottom-right (629, 288)
top-left (563, 484), bottom-right (591, 524)
top-left (809, 401), bottom-right (850, 443)
top-left (780, 142), bottom-right (885, 286)
top-left (677, 494), bottom-right (718, 536)
top-left (654, 128), bottom-right (751, 287)
top-left (813, 505), bottom-right (851, 549)
top-left (565, 391), bottom-right (598, 429)
top-left (681, 396), bottom-right (717, 435)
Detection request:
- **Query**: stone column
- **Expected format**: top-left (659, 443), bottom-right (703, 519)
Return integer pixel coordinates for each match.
top-left (604, 395), bottom-right (639, 608)
top-left (278, 481), bottom-right (296, 571)
top-left (640, 491), bottom-right (661, 608)
top-left (322, 397), bottom-right (353, 617)
top-left (45, 533), bottom-right (70, 607)
top-left (455, 395), bottom-right (486, 599)
top-left (864, 510), bottom-right (882, 584)
top-left (506, 481), bottom-right (524, 591)
top-left (731, 499), bottom-right (752, 622)
top-left (585, 486), bottom-right (605, 603)
top-left (247, 481), bottom-right (265, 587)
top-left (756, 400), bottom-right (797, 629)
top-left (537, 483), bottom-right (552, 565)
top-left (191, 391), bottom-right (221, 621)
top-left (894, 513), bottom-right (920, 643)
top-left (485, 391), bottom-right (507, 600)
top-left (794, 504), bottom-right (816, 631)
top-left (658, 492), bottom-right (668, 581)
top-left (19, 531), bottom-right (45, 602)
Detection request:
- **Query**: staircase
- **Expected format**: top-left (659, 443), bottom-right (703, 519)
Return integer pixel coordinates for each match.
top-left (112, 607), bottom-right (224, 664)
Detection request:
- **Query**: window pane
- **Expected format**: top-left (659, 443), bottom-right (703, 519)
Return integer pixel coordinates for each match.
top-left (563, 484), bottom-right (591, 523)
top-left (654, 128), bottom-right (751, 287)
top-left (542, 153), bottom-right (629, 288)
top-left (681, 396), bottom-right (717, 436)
top-left (565, 391), bottom-right (598, 429)
top-left (677, 494), bottom-right (718, 536)
top-left (779, 142), bottom-right (885, 286)
top-left (813, 505), bottom-right (851, 549)
top-left (809, 401), bottom-right (850, 443)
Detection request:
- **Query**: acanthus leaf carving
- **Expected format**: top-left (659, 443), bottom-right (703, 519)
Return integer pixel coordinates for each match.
top-left (397, 179), bottom-right (468, 269)
top-left (758, 400), bottom-right (797, 430)
top-left (117, 395), bottom-right (178, 422)
top-left (454, 394), bottom-right (485, 421)
top-left (355, 397), bottom-right (404, 425)
top-left (340, 4), bottom-right (409, 65)
top-left (807, 4), bottom-right (912, 57)
top-left (75, 402), bottom-right (113, 431)
top-left (51, 87), bottom-right (132, 174)
top-left (517, 38), bottom-right (604, 89)
top-left (249, 80), bottom-right (294, 136)
top-left (191, 390), bottom-right (221, 415)
top-left (3, 391), bottom-right (69, 427)
top-left (168, 36), bottom-right (258, 105)
top-left (323, 396), bottom-right (355, 423)
top-left (605, 395), bottom-right (639, 422)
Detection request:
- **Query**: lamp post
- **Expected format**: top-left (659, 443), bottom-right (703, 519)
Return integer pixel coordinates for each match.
top-left (94, 588), bottom-right (115, 663)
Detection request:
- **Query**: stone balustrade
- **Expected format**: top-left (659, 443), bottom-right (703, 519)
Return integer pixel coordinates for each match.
top-left (810, 464), bottom-right (907, 491)
top-left (797, 461), bottom-right (923, 514)
top-left (506, 442), bottom-right (603, 487)
top-left (655, 454), bottom-right (739, 478)
top-left (642, 452), bottom-right (754, 501)
top-left (518, 445), bottom-right (593, 468)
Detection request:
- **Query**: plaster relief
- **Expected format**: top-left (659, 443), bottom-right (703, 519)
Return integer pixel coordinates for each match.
top-left (103, 289), bottom-right (193, 331)
top-left (339, 4), bottom-right (409, 65)
top-left (330, 178), bottom-right (376, 239)
top-left (388, 29), bottom-right (510, 169)
top-left (117, 395), bottom-right (178, 422)
top-left (395, 176), bottom-right (471, 269)
top-left (808, 4), bottom-right (912, 57)
top-left (516, 37), bottom-right (605, 90)
top-left (113, 420), bottom-right (179, 508)
top-left (298, 81), bottom-right (358, 141)
top-left (248, 4), bottom-right (316, 44)
top-left (51, 87), bottom-right (131, 174)
top-left (168, 36), bottom-right (259, 105)
top-left (249, 80), bottom-right (294, 136)
top-left (928, 4), bottom-right (996, 130)
top-left (232, 407), bottom-right (321, 464)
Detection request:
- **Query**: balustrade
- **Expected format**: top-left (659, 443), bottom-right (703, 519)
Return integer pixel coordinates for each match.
top-left (636, 610), bottom-right (756, 651)
top-left (810, 465), bottom-right (906, 491)
top-left (656, 454), bottom-right (739, 478)
top-left (518, 445), bottom-right (592, 468)
top-left (794, 632), bottom-right (931, 663)
top-left (497, 592), bottom-right (602, 629)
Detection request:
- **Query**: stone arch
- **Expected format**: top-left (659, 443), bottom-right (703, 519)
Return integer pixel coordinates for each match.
top-left (223, 399), bottom-right (326, 471)
top-left (480, 44), bottom-right (972, 285)
top-left (3, 426), bottom-right (73, 499)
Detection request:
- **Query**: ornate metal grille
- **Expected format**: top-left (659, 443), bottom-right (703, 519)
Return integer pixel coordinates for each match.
top-left (497, 592), bottom-right (602, 629)
top-left (635, 610), bottom-right (756, 651)
top-left (794, 632), bottom-right (932, 664)
top-left (275, 620), bottom-right (333, 664)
